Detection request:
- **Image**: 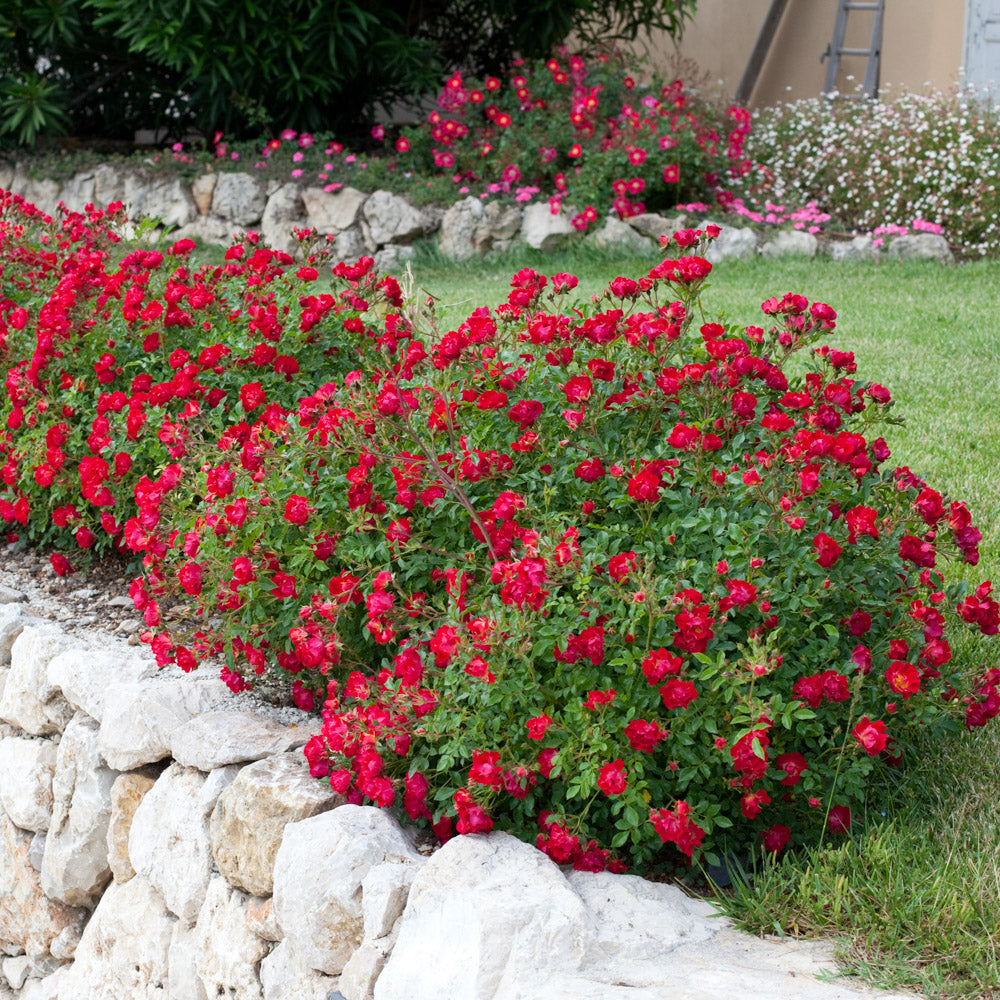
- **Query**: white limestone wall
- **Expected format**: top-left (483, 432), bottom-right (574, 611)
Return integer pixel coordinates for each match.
top-left (0, 589), bottom-right (925, 1000)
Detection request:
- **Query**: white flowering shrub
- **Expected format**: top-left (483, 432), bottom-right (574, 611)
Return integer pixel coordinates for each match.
top-left (743, 87), bottom-right (1000, 256)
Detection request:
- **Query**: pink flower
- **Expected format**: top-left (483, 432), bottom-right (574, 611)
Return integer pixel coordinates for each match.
top-left (270, 572), bottom-right (298, 600)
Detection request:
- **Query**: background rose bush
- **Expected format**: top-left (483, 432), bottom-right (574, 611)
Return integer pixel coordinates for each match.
top-left (1, 191), bottom-right (998, 873)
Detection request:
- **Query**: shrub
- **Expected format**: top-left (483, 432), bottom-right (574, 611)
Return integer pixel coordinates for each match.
top-left (741, 87), bottom-right (1000, 255)
top-left (0, 0), bottom-right (697, 144)
top-left (1, 191), bottom-right (998, 873)
top-left (378, 50), bottom-right (753, 226)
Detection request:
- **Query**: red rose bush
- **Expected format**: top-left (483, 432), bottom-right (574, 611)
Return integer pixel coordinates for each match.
top-left (0, 190), bottom-right (997, 872)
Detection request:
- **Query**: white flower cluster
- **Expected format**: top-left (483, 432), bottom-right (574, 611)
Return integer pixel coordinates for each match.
top-left (741, 86), bottom-right (1000, 255)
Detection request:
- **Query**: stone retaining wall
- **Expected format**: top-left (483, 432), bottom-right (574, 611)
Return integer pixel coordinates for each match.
top-left (0, 162), bottom-right (955, 267)
top-left (0, 586), bottom-right (924, 1000)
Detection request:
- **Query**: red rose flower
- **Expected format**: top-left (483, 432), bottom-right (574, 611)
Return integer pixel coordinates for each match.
top-left (283, 494), bottom-right (312, 526)
top-left (597, 759), bottom-right (627, 796)
top-left (852, 717), bottom-right (889, 755)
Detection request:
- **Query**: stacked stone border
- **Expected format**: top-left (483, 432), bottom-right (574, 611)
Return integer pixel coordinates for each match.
top-left (0, 584), bottom-right (925, 1000)
top-left (0, 162), bottom-right (955, 267)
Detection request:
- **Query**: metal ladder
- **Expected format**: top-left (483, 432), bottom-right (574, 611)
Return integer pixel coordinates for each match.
top-left (822, 0), bottom-right (885, 98)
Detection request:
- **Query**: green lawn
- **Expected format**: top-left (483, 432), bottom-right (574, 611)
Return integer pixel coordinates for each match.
top-left (406, 245), bottom-right (1000, 1000)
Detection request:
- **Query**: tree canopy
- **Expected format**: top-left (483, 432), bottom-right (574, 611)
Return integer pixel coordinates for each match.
top-left (0, 0), bottom-right (697, 145)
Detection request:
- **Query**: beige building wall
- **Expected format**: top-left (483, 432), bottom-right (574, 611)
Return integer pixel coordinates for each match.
top-left (637, 0), bottom-right (966, 106)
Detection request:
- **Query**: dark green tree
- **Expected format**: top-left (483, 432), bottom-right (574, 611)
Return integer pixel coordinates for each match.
top-left (0, 0), bottom-right (697, 145)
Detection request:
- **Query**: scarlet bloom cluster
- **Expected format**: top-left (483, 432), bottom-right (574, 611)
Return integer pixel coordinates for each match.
top-left (379, 51), bottom-right (753, 229)
top-left (1, 196), bottom-right (997, 872)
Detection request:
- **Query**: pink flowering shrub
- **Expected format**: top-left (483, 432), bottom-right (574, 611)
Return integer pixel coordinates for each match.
top-left (1, 190), bottom-right (998, 872)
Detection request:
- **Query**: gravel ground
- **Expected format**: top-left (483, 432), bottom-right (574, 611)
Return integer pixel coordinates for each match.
top-left (0, 543), bottom-right (314, 726)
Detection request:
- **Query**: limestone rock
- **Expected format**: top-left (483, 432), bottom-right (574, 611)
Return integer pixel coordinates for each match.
top-left (362, 191), bottom-right (432, 246)
top-left (211, 172), bottom-right (267, 227)
top-left (97, 674), bottom-right (231, 770)
top-left (2, 955), bottom-right (29, 990)
top-left (0, 603), bottom-right (36, 667)
top-left (41, 712), bottom-right (117, 908)
top-left (0, 585), bottom-right (27, 605)
top-left (362, 862), bottom-right (417, 940)
top-left (28, 831), bottom-right (45, 871)
top-left (420, 203), bottom-right (447, 232)
top-left (0, 627), bottom-right (74, 735)
top-left (170, 215), bottom-right (235, 246)
top-left (0, 736), bottom-right (58, 832)
top-left (704, 225), bottom-right (758, 262)
top-left (303, 186), bottom-right (368, 234)
top-left (106, 771), bottom-right (157, 884)
top-left (372, 245), bottom-right (415, 275)
top-left (0, 814), bottom-right (87, 963)
top-left (272, 806), bottom-right (424, 975)
top-left (887, 233), bottom-right (953, 263)
top-left (171, 710), bottom-right (310, 771)
top-left (193, 876), bottom-right (270, 1000)
top-left (587, 216), bottom-right (653, 253)
top-left (259, 941), bottom-right (338, 1000)
top-left (12, 176), bottom-right (60, 216)
top-left (830, 235), bottom-right (878, 262)
top-left (124, 174), bottom-right (196, 229)
top-left (58, 173), bottom-right (96, 214)
top-left (331, 227), bottom-right (369, 261)
top-left (477, 201), bottom-right (522, 251)
top-left (568, 869), bottom-right (717, 980)
top-left (190, 172), bottom-right (217, 215)
top-left (761, 229), bottom-right (819, 258)
top-left (627, 212), bottom-right (687, 240)
top-left (92, 164), bottom-right (125, 208)
top-left (57, 877), bottom-right (175, 1000)
top-left (20, 967), bottom-right (72, 1000)
top-left (246, 896), bottom-right (282, 942)
top-left (47, 644), bottom-right (154, 724)
top-left (375, 832), bottom-right (587, 1000)
top-left (211, 752), bottom-right (342, 897)
top-left (168, 922), bottom-right (208, 1000)
top-left (0, 163), bottom-right (14, 191)
top-left (521, 202), bottom-right (574, 251)
top-left (438, 197), bottom-right (486, 260)
top-left (261, 183), bottom-right (307, 255)
top-left (129, 762), bottom-right (239, 923)
top-left (339, 930), bottom-right (396, 1000)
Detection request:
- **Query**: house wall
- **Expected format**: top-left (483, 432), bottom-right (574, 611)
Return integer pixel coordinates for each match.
top-left (635, 0), bottom-right (966, 106)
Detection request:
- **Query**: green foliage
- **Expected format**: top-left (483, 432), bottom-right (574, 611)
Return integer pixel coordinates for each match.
top-left (0, 0), bottom-right (697, 144)
top-left (379, 51), bottom-right (749, 223)
top-left (0, 73), bottom-right (71, 146)
top-left (0, 0), bottom-right (184, 145)
top-left (1, 194), bottom-right (996, 877)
